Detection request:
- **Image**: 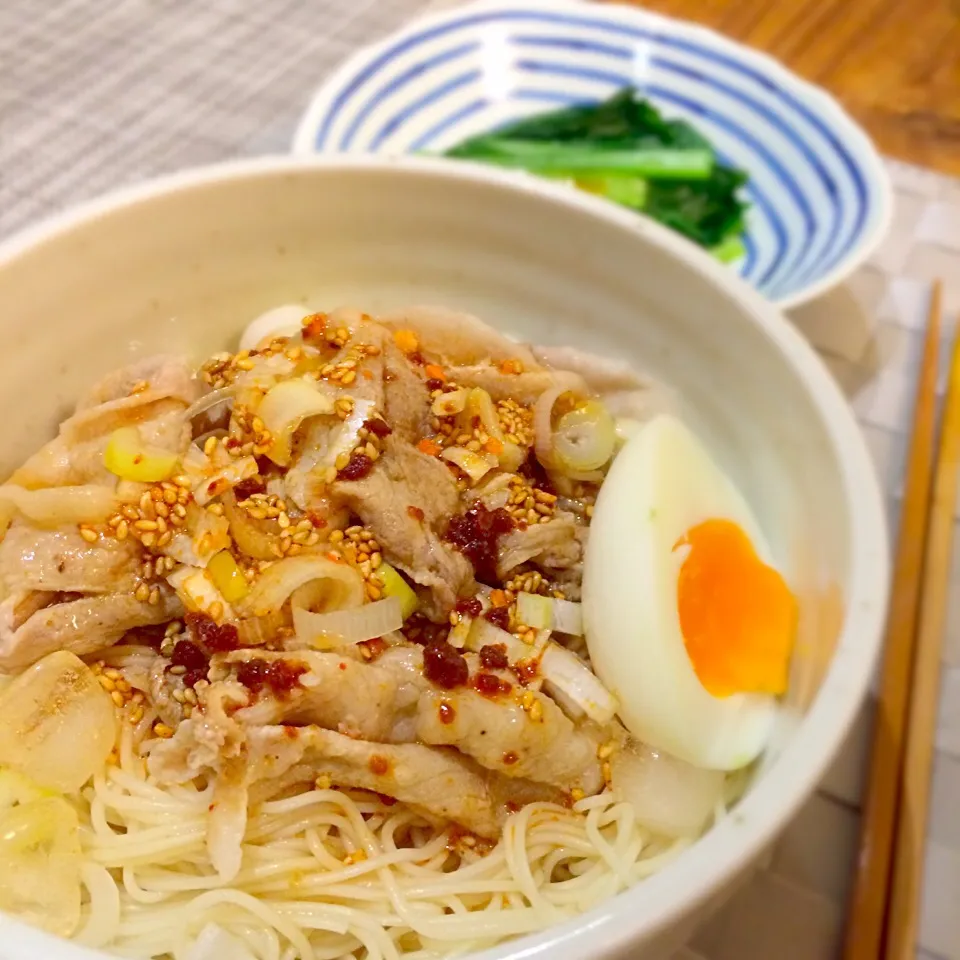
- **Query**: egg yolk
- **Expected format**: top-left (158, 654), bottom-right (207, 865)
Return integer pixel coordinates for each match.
top-left (674, 518), bottom-right (796, 698)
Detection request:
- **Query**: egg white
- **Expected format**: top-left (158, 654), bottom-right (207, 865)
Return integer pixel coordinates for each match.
top-left (583, 414), bottom-right (781, 771)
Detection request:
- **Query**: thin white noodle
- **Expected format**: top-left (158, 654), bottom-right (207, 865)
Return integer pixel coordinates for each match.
top-left (58, 602), bottom-right (702, 960)
top-left (76, 863), bottom-right (121, 949)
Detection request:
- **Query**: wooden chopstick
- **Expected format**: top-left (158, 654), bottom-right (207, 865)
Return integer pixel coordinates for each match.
top-left (842, 280), bottom-right (943, 960)
top-left (884, 303), bottom-right (960, 959)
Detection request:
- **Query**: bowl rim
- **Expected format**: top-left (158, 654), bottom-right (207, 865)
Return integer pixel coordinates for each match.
top-left (0, 154), bottom-right (890, 960)
top-left (290, 0), bottom-right (894, 311)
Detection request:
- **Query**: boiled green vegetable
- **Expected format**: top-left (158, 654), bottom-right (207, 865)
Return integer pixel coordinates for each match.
top-left (443, 88), bottom-right (749, 259)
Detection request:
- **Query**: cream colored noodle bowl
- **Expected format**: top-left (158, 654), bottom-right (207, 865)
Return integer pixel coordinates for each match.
top-left (0, 158), bottom-right (887, 960)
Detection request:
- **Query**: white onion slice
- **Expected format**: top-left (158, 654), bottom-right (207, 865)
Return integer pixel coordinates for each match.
top-left (239, 304), bottom-right (307, 353)
top-left (294, 596), bottom-right (402, 648)
top-left (192, 456), bottom-right (258, 507)
top-left (610, 741), bottom-right (724, 839)
top-left (183, 386), bottom-right (236, 424)
top-left (466, 618), bottom-right (548, 665)
top-left (238, 555), bottom-right (364, 618)
top-left (442, 446), bottom-right (498, 484)
top-left (532, 376), bottom-right (582, 465)
top-left (0, 652), bottom-right (116, 794)
top-left (257, 379), bottom-right (334, 466)
top-left (431, 388), bottom-right (468, 417)
top-left (167, 565), bottom-right (234, 621)
top-left (0, 484), bottom-right (116, 529)
top-left (515, 593), bottom-right (583, 636)
top-left (539, 642), bottom-right (617, 724)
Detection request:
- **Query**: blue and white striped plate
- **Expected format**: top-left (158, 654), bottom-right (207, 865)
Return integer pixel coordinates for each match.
top-left (293, 0), bottom-right (892, 308)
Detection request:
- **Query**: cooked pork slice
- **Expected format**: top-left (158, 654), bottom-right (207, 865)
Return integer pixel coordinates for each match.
top-left (0, 522), bottom-right (142, 595)
top-left (11, 356), bottom-right (197, 489)
top-left (414, 683), bottom-right (603, 794)
top-left (332, 436), bottom-right (475, 617)
top-left (379, 306), bottom-right (538, 367)
top-left (0, 589), bottom-right (183, 671)
top-left (221, 645), bottom-right (603, 794)
top-left (447, 365), bottom-right (587, 405)
top-left (381, 340), bottom-right (430, 441)
top-left (147, 680), bottom-right (249, 783)
top-left (497, 515), bottom-right (584, 577)
top-left (224, 650), bottom-right (402, 741)
top-left (157, 721), bottom-right (563, 840)
top-left (75, 355), bottom-right (200, 411)
top-left (532, 344), bottom-right (676, 421)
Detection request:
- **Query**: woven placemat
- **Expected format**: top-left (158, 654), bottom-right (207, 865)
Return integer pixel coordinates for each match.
top-left (2, 2), bottom-right (960, 958)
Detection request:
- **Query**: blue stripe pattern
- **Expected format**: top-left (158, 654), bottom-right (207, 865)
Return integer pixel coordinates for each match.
top-left (298, 2), bottom-right (888, 304)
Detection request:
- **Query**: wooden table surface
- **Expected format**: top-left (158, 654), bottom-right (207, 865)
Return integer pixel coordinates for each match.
top-left (626, 0), bottom-right (960, 177)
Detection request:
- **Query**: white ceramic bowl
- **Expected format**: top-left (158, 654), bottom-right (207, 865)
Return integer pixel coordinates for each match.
top-left (292, 0), bottom-right (893, 308)
top-left (0, 157), bottom-right (888, 960)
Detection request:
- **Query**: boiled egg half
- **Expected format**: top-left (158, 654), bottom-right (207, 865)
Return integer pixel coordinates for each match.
top-left (583, 414), bottom-right (796, 770)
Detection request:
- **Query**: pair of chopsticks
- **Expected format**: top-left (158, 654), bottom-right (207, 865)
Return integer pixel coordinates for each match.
top-left (843, 280), bottom-right (957, 960)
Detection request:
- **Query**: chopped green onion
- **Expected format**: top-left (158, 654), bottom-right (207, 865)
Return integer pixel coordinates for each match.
top-left (378, 563), bottom-right (419, 621)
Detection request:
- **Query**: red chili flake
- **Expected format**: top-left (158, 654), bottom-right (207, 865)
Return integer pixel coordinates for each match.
top-left (408, 351), bottom-right (426, 366)
top-left (133, 455), bottom-right (144, 465)
top-left (479, 643), bottom-right (509, 670)
top-left (306, 511), bottom-right (327, 529)
top-left (363, 418), bottom-right (392, 438)
top-left (506, 801), bottom-right (521, 813)
top-left (403, 614), bottom-right (449, 647)
top-left (513, 658), bottom-right (540, 686)
top-left (502, 751), bottom-right (519, 766)
top-left (368, 755), bottom-right (390, 776)
top-left (236, 659), bottom-right (307, 696)
top-left (182, 667), bottom-right (208, 688)
top-left (425, 377), bottom-right (444, 391)
top-left (339, 662), bottom-right (348, 671)
top-left (233, 476), bottom-right (266, 501)
top-left (471, 672), bottom-right (512, 697)
top-left (206, 480), bottom-right (221, 495)
top-left (423, 642), bottom-right (469, 689)
top-left (454, 597), bottom-right (483, 619)
top-left (377, 793), bottom-right (398, 806)
top-left (358, 637), bottom-right (387, 661)
top-left (224, 437), bottom-right (242, 450)
top-left (170, 639), bottom-right (207, 671)
top-left (484, 606), bottom-right (510, 631)
top-left (407, 505), bottom-right (425, 522)
top-left (338, 453), bottom-right (374, 481)
top-left (185, 612), bottom-right (239, 652)
top-left (302, 313), bottom-right (327, 342)
top-left (438, 700), bottom-right (456, 724)
top-left (446, 503), bottom-right (515, 584)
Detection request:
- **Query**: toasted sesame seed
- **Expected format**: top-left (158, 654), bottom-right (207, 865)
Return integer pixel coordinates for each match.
top-left (79, 525), bottom-right (98, 543)
top-left (148, 587), bottom-right (160, 606)
top-left (116, 520), bottom-right (129, 541)
top-left (98, 675), bottom-right (116, 693)
top-left (134, 583), bottom-right (150, 603)
top-left (111, 690), bottom-right (125, 709)
top-left (153, 723), bottom-right (174, 739)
